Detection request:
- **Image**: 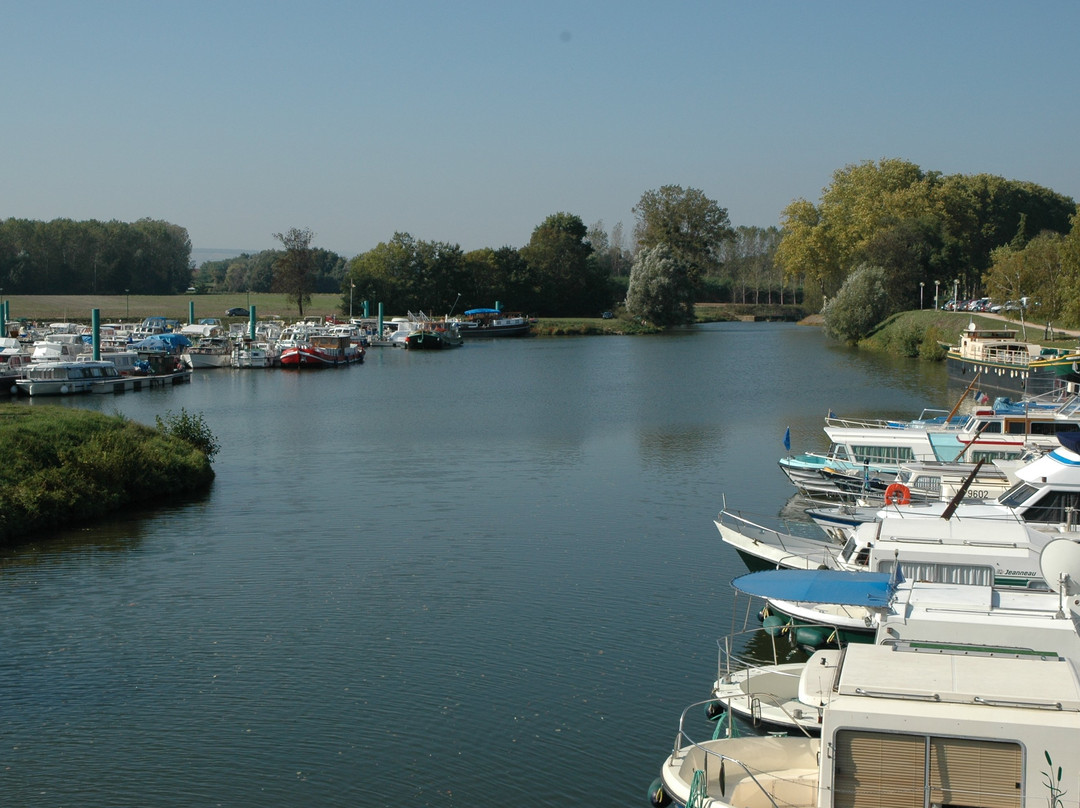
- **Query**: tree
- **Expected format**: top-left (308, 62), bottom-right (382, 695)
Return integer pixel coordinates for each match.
top-left (625, 244), bottom-right (694, 325)
top-left (519, 212), bottom-right (605, 315)
top-left (822, 263), bottom-right (890, 344)
top-left (272, 227), bottom-right (316, 317)
top-left (633, 186), bottom-right (734, 285)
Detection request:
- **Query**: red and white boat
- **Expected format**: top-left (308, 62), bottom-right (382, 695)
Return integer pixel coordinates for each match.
top-left (279, 333), bottom-right (363, 368)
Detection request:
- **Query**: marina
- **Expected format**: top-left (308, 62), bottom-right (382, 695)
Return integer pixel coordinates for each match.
top-left (5, 321), bottom-right (1069, 808)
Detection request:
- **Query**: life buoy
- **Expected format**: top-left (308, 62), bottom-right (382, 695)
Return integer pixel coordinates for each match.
top-left (884, 483), bottom-right (911, 505)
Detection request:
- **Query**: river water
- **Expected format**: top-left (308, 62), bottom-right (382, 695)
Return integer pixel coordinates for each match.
top-left (0, 323), bottom-right (948, 807)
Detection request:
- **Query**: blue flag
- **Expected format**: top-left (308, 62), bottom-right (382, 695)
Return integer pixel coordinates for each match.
top-left (783, 427), bottom-right (791, 451)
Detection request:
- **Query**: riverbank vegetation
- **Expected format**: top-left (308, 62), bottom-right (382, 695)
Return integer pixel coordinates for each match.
top-left (775, 158), bottom-right (1080, 342)
top-left (4, 160), bottom-right (1078, 336)
top-left (0, 406), bottom-right (217, 543)
top-left (854, 309), bottom-right (1079, 362)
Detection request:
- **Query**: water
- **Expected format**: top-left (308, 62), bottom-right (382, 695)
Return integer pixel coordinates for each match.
top-left (0, 323), bottom-right (946, 807)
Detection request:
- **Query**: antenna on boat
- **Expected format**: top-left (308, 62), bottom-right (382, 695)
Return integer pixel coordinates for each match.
top-left (447, 293), bottom-right (462, 319)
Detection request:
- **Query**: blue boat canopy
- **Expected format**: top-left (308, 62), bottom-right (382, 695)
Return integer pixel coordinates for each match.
top-left (464, 308), bottom-right (501, 315)
top-left (732, 569), bottom-right (896, 607)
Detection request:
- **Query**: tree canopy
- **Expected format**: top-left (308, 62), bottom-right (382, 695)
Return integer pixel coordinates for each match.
top-left (0, 217), bottom-right (192, 294)
top-left (519, 212), bottom-right (607, 316)
top-left (624, 244), bottom-right (693, 325)
top-left (272, 227), bottom-right (317, 317)
top-left (633, 185), bottom-right (734, 282)
top-left (776, 159), bottom-right (1076, 310)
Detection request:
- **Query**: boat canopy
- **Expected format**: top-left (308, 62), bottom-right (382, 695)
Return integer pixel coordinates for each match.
top-left (131, 333), bottom-right (191, 351)
top-left (732, 569), bottom-right (896, 607)
top-left (464, 308), bottom-right (501, 315)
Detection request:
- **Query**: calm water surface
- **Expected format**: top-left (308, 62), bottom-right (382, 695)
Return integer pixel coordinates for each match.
top-left (0, 323), bottom-right (947, 807)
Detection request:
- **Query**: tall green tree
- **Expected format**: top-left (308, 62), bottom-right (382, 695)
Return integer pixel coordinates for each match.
top-left (624, 244), bottom-right (693, 325)
top-left (633, 185), bottom-right (734, 285)
top-left (519, 212), bottom-right (604, 315)
top-left (272, 227), bottom-right (316, 317)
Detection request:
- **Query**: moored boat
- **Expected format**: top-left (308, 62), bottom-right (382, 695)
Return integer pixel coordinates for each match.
top-left (654, 550), bottom-right (1080, 808)
top-left (15, 360), bottom-right (134, 396)
top-left (403, 323), bottom-right (463, 350)
top-left (181, 336), bottom-right (234, 368)
top-left (946, 322), bottom-right (1080, 396)
top-left (279, 333), bottom-right (362, 367)
top-left (454, 308), bottom-right (532, 337)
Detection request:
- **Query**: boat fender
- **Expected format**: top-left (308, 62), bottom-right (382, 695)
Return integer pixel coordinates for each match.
top-left (762, 614), bottom-right (787, 637)
top-left (60, 385), bottom-right (69, 395)
top-left (704, 700), bottom-right (726, 721)
top-left (884, 482), bottom-right (911, 505)
top-left (648, 777), bottom-right (671, 808)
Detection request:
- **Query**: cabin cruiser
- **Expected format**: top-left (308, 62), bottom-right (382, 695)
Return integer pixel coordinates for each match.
top-left (650, 543), bottom-right (1080, 808)
top-left (805, 430), bottom-right (1080, 541)
top-left (781, 393), bottom-right (1080, 496)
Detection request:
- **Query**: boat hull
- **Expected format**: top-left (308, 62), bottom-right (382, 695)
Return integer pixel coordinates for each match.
top-left (947, 350), bottom-right (1080, 396)
top-left (279, 347), bottom-right (358, 367)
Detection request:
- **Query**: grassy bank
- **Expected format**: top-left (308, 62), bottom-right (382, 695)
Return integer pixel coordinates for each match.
top-left (860, 309), bottom-right (1079, 359)
top-left (0, 405), bottom-right (216, 544)
top-left (1, 293), bottom-right (342, 323)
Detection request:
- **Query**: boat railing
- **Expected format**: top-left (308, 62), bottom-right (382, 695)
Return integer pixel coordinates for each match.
top-left (826, 413), bottom-right (976, 432)
top-left (669, 699), bottom-right (815, 808)
top-left (715, 635), bottom-right (818, 740)
top-left (716, 508), bottom-right (843, 566)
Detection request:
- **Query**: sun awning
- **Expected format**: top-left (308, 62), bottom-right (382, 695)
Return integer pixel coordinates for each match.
top-left (732, 569), bottom-right (895, 607)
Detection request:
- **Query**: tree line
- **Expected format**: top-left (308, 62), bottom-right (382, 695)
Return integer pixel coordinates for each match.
top-left (0, 217), bottom-right (192, 295)
top-left (6, 161), bottom-right (1076, 330)
top-left (772, 158), bottom-right (1078, 341)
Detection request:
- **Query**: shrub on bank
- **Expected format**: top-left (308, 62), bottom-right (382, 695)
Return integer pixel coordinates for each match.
top-left (0, 406), bottom-right (216, 543)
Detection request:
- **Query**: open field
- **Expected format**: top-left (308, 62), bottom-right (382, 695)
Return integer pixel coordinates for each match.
top-left (2, 293), bottom-right (345, 324)
top-left (2, 295), bottom-right (814, 336)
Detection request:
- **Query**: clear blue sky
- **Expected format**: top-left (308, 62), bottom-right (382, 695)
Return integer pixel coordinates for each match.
top-left (4, 1), bottom-right (1078, 258)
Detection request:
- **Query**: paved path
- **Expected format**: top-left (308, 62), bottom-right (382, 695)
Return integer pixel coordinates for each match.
top-left (955, 310), bottom-right (1080, 341)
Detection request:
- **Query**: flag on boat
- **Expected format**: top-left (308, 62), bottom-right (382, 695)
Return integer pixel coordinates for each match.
top-left (975, 390), bottom-right (990, 404)
top-left (783, 426), bottom-right (791, 451)
top-left (827, 409), bottom-right (835, 419)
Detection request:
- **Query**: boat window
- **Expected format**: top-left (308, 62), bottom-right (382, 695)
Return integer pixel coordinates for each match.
top-left (1020, 490), bottom-right (1080, 525)
top-left (911, 475), bottom-right (941, 493)
top-left (997, 482), bottom-right (1038, 508)
top-left (1006, 420), bottom-right (1029, 435)
top-left (829, 444), bottom-right (849, 461)
top-left (974, 420), bottom-right (1001, 434)
top-left (878, 560), bottom-right (992, 586)
top-left (971, 449), bottom-right (1022, 462)
top-left (834, 731), bottom-right (1021, 808)
top-left (840, 537), bottom-right (858, 562)
top-left (850, 445), bottom-right (915, 464)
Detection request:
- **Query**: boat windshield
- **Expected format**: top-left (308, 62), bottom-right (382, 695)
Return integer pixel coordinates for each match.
top-left (996, 481), bottom-right (1038, 508)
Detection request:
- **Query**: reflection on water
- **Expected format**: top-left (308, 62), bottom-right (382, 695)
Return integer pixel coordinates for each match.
top-left (0, 324), bottom-right (946, 807)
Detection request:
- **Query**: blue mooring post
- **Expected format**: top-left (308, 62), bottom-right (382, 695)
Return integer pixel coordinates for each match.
top-left (363, 300), bottom-right (369, 318)
top-left (377, 302), bottom-right (384, 340)
top-left (92, 308), bottom-right (101, 361)
top-left (188, 300), bottom-right (195, 324)
top-left (249, 306), bottom-right (256, 340)
top-left (495, 300), bottom-right (501, 312)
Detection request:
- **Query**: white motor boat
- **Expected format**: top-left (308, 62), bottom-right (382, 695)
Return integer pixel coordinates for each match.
top-left (651, 542), bottom-right (1080, 808)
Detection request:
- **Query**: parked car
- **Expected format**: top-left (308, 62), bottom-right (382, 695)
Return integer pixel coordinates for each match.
top-left (601, 310), bottom-right (614, 319)
top-left (989, 302), bottom-right (1003, 313)
top-left (226, 307), bottom-right (248, 317)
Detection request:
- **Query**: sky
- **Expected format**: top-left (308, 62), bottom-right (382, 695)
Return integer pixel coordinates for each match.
top-left (4, 1), bottom-right (1079, 259)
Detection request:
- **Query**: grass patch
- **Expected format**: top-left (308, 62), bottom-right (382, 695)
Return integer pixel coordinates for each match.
top-left (0, 405), bottom-right (216, 544)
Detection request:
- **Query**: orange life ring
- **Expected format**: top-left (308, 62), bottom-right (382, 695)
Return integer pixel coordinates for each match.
top-left (884, 483), bottom-right (911, 505)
